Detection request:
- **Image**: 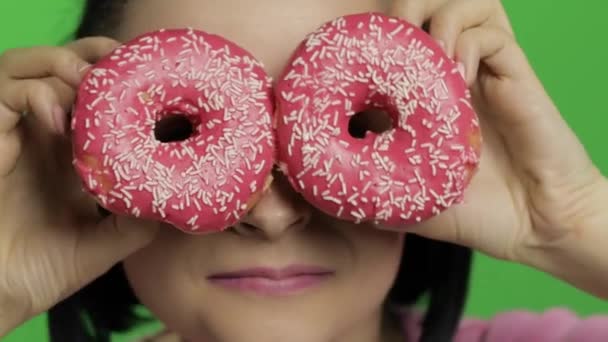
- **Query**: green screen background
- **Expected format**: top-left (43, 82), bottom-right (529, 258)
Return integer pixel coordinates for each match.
top-left (1, 0), bottom-right (607, 341)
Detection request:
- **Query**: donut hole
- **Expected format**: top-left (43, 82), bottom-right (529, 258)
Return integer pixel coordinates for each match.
top-left (348, 108), bottom-right (394, 139)
top-left (154, 114), bottom-right (195, 143)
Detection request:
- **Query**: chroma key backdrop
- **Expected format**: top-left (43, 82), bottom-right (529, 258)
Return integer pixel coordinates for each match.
top-left (0, 0), bottom-right (607, 341)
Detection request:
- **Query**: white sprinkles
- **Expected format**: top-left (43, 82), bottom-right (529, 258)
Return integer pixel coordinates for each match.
top-left (276, 13), bottom-right (481, 225)
top-left (72, 28), bottom-right (275, 233)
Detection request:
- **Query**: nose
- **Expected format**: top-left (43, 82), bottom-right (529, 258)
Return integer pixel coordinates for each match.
top-left (232, 172), bottom-right (312, 240)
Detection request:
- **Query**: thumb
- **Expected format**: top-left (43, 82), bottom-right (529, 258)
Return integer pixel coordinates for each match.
top-left (74, 214), bottom-right (160, 284)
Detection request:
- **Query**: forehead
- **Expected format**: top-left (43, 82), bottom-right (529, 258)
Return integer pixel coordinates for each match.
top-left (117, 0), bottom-right (387, 78)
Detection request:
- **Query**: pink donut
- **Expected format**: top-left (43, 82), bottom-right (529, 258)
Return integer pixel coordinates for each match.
top-left (275, 13), bottom-right (481, 227)
top-left (72, 28), bottom-right (275, 233)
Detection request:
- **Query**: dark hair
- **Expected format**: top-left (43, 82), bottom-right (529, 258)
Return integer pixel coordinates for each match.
top-left (48, 1), bottom-right (474, 341)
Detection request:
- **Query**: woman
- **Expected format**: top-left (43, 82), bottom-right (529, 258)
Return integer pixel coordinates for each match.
top-left (1, 0), bottom-right (607, 341)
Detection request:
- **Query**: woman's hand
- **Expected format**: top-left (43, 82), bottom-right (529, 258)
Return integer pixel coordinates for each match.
top-left (386, 0), bottom-right (608, 297)
top-left (0, 38), bottom-right (160, 336)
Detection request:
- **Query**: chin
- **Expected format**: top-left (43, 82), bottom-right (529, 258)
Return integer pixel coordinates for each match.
top-left (188, 316), bottom-right (332, 342)
top-left (180, 300), bottom-right (338, 342)
top-left (193, 322), bottom-right (330, 342)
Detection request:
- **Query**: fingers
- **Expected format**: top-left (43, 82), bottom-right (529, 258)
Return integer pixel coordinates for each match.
top-left (0, 37), bottom-right (120, 88)
top-left (427, 0), bottom-right (497, 58)
top-left (0, 37), bottom-right (120, 135)
top-left (73, 215), bottom-right (160, 286)
top-left (0, 129), bottom-right (21, 177)
top-left (0, 102), bottom-right (22, 134)
top-left (0, 80), bottom-right (63, 133)
top-left (45, 77), bottom-right (78, 113)
top-left (390, 0), bottom-right (513, 60)
top-left (0, 47), bottom-right (90, 88)
top-left (454, 26), bottom-right (529, 86)
top-left (65, 36), bottom-right (121, 64)
top-left (390, 0), bottom-right (439, 26)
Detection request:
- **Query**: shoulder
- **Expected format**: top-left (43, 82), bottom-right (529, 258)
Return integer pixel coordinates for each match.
top-left (401, 307), bottom-right (608, 342)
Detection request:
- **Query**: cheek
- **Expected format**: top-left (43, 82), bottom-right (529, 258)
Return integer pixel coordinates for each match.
top-left (328, 228), bottom-right (405, 328)
top-left (345, 226), bottom-right (405, 278)
top-left (353, 229), bottom-right (405, 293)
top-left (122, 231), bottom-right (206, 339)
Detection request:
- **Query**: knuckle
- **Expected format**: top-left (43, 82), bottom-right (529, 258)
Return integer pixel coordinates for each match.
top-left (0, 130), bottom-right (22, 177)
top-left (486, 26), bottom-right (517, 48)
top-left (91, 36), bottom-right (121, 50)
top-left (429, 10), bottom-right (455, 34)
top-left (453, 36), bottom-right (472, 57)
top-left (20, 80), bottom-right (56, 112)
top-left (24, 79), bottom-right (53, 98)
top-left (0, 47), bottom-right (24, 65)
top-left (502, 31), bottom-right (518, 47)
top-left (70, 36), bottom-right (120, 59)
top-left (48, 47), bottom-right (80, 73)
top-left (489, 25), bottom-right (511, 38)
top-left (458, 28), bottom-right (478, 43)
top-left (432, 8), bottom-right (452, 23)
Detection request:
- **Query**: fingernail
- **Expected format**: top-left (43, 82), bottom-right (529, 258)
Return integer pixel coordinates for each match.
top-left (436, 39), bottom-right (446, 52)
top-left (74, 63), bottom-right (91, 85)
top-left (52, 105), bottom-right (67, 135)
top-left (457, 62), bottom-right (466, 80)
top-left (77, 63), bottom-right (91, 73)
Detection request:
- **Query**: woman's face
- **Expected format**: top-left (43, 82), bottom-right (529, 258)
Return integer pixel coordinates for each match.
top-left (121, 1), bottom-right (405, 341)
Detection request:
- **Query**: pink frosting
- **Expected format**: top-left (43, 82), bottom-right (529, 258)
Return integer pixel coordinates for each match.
top-left (72, 28), bottom-right (275, 233)
top-left (275, 13), bottom-right (481, 227)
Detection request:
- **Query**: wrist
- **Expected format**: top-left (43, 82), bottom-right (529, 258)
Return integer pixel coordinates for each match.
top-left (0, 272), bottom-right (32, 338)
top-left (522, 176), bottom-right (608, 299)
top-left (0, 291), bottom-right (29, 337)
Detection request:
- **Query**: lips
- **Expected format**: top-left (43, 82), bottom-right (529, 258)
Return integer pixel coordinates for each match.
top-left (209, 265), bottom-right (334, 279)
top-left (207, 265), bottom-right (335, 296)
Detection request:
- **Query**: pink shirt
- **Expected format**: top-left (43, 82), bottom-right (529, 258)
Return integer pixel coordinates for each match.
top-left (402, 308), bottom-right (608, 341)
top-left (141, 308), bottom-right (608, 341)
